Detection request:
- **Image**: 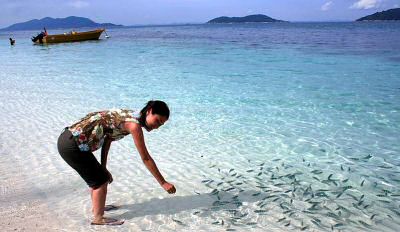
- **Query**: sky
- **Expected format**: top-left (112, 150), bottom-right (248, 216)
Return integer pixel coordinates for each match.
top-left (2, 0), bottom-right (400, 28)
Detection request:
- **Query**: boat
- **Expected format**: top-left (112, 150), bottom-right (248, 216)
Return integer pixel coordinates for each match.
top-left (32, 28), bottom-right (104, 44)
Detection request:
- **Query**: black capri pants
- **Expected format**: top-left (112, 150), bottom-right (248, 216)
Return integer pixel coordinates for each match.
top-left (57, 128), bottom-right (109, 189)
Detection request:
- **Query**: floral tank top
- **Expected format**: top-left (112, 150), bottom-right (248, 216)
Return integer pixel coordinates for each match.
top-left (68, 109), bottom-right (140, 152)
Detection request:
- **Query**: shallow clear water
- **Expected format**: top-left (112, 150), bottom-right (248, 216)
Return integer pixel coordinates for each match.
top-left (1, 22), bottom-right (400, 231)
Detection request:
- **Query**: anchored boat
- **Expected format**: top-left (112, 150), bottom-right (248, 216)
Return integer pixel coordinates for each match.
top-left (32, 28), bottom-right (104, 44)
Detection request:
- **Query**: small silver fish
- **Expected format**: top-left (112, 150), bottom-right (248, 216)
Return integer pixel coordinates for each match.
top-left (172, 218), bottom-right (184, 225)
top-left (300, 225), bottom-right (309, 231)
top-left (246, 222), bottom-right (257, 225)
top-left (363, 154), bottom-right (373, 160)
top-left (311, 169), bottom-right (323, 174)
top-left (358, 220), bottom-right (371, 227)
top-left (277, 217), bottom-right (286, 222)
top-left (254, 209), bottom-right (268, 213)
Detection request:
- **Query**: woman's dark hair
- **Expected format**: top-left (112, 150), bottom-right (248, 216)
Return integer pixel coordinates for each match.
top-left (139, 100), bottom-right (170, 128)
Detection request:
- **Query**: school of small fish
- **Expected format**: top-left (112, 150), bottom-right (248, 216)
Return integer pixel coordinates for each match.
top-left (172, 153), bottom-right (400, 231)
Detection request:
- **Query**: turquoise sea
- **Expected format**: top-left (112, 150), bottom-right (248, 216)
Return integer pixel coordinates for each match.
top-left (1, 22), bottom-right (400, 231)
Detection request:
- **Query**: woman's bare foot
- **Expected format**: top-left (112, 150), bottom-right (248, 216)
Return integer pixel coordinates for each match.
top-left (91, 217), bottom-right (124, 225)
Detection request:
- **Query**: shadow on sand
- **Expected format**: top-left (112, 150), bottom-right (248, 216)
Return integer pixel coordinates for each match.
top-left (117, 189), bottom-right (267, 220)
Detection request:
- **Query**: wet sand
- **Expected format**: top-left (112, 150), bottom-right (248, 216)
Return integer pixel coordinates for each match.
top-left (0, 156), bottom-right (62, 232)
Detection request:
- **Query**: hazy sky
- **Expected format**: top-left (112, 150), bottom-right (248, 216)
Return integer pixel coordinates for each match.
top-left (2, 0), bottom-right (400, 27)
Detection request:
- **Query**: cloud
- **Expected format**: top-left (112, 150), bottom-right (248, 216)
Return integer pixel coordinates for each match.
top-left (394, 4), bottom-right (399, 8)
top-left (68, 0), bottom-right (89, 9)
top-left (350, 0), bottom-right (381, 9)
top-left (321, 1), bottom-right (333, 11)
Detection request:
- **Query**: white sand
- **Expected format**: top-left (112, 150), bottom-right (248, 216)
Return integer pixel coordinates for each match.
top-left (0, 161), bottom-right (62, 232)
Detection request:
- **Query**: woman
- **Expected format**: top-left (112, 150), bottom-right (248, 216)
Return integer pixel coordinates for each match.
top-left (57, 100), bottom-right (176, 225)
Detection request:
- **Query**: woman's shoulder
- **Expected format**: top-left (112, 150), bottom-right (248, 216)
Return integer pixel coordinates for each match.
top-left (115, 108), bottom-right (140, 123)
top-left (117, 108), bottom-right (140, 117)
top-left (106, 108), bottom-right (134, 115)
top-left (88, 108), bottom-right (140, 123)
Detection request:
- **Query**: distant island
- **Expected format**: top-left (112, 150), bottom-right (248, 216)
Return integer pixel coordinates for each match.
top-left (356, 8), bottom-right (400, 21)
top-left (207, 14), bottom-right (285, 23)
top-left (1, 16), bottom-right (123, 31)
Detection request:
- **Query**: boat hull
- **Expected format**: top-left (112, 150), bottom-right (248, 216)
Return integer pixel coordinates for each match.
top-left (34, 29), bottom-right (104, 44)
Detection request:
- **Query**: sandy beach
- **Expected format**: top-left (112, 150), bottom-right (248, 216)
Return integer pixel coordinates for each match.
top-left (0, 155), bottom-right (62, 232)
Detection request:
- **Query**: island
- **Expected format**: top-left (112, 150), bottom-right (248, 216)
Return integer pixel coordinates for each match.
top-left (207, 14), bottom-right (286, 23)
top-left (0, 16), bottom-right (123, 31)
top-left (356, 8), bottom-right (400, 21)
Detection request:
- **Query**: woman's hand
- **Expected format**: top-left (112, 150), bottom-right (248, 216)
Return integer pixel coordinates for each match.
top-left (162, 182), bottom-right (176, 194)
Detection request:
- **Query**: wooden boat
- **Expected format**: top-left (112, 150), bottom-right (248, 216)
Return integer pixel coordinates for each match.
top-left (32, 29), bottom-right (104, 44)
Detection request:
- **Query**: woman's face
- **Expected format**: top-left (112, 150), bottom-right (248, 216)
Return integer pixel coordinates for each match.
top-left (145, 109), bottom-right (168, 132)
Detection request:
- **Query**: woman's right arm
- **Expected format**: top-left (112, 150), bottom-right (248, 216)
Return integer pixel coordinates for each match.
top-left (123, 122), bottom-right (176, 194)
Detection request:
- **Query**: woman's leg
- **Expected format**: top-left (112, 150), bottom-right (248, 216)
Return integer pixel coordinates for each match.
top-left (90, 182), bottom-right (124, 225)
top-left (91, 182), bottom-right (108, 221)
top-left (91, 187), bottom-right (118, 213)
top-left (58, 130), bottom-right (123, 225)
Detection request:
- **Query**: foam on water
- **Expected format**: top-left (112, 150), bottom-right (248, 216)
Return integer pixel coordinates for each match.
top-left (1, 23), bottom-right (400, 231)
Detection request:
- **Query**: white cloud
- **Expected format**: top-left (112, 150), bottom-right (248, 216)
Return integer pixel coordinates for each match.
top-left (321, 1), bottom-right (333, 11)
top-left (394, 4), bottom-right (399, 8)
top-left (350, 0), bottom-right (381, 9)
top-left (68, 0), bottom-right (89, 9)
